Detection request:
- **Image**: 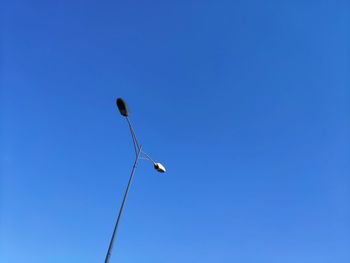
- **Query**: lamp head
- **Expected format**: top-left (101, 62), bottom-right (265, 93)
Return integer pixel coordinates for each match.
top-left (154, 162), bottom-right (166, 173)
top-left (116, 98), bottom-right (129, 117)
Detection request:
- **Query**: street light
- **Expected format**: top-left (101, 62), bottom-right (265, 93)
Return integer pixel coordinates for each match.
top-left (104, 98), bottom-right (166, 263)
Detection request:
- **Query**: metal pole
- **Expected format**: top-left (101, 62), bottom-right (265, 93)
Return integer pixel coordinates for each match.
top-left (104, 145), bottom-right (143, 263)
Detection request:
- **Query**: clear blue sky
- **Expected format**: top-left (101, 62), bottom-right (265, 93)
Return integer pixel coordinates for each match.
top-left (1, 1), bottom-right (349, 262)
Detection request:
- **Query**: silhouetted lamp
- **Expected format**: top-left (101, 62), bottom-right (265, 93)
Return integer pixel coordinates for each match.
top-left (116, 98), bottom-right (129, 117)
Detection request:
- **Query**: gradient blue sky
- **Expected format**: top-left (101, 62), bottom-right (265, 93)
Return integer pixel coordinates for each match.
top-left (1, 1), bottom-right (349, 262)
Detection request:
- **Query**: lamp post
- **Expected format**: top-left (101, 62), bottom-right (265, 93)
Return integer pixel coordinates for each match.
top-left (104, 98), bottom-right (166, 263)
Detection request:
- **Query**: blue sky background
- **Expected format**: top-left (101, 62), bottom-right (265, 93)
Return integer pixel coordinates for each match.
top-left (1, 1), bottom-right (349, 262)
